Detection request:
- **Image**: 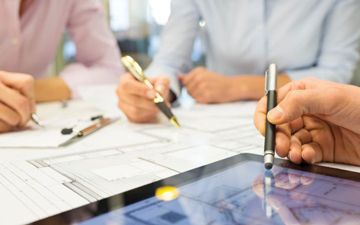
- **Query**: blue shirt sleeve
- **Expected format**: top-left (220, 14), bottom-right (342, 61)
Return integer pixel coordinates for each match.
top-left (145, 0), bottom-right (200, 96)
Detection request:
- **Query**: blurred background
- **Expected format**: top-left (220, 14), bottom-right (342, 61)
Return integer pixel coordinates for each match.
top-left (54, 0), bottom-right (204, 74)
top-left (53, 0), bottom-right (360, 86)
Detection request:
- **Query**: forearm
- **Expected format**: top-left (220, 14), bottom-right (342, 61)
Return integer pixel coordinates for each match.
top-left (60, 0), bottom-right (122, 98)
top-left (229, 74), bottom-right (291, 100)
top-left (145, 0), bottom-right (200, 84)
top-left (35, 77), bottom-right (71, 103)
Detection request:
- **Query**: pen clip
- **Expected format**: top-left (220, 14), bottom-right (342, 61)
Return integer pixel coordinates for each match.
top-left (121, 56), bottom-right (146, 82)
top-left (31, 113), bottom-right (44, 127)
top-left (264, 70), bottom-right (269, 95)
top-left (265, 64), bottom-right (277, 93)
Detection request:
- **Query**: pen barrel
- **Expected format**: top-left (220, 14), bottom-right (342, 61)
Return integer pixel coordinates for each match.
top-left (264, 90), bottom-right (277, 154)
top-left (155, 101), bottom-right (174, 120)
top-left (77, 118), bottom-right (112, 137)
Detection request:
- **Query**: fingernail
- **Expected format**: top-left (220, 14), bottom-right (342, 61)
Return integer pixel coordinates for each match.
top-left (146, 90), bottom-right (156, 99)
top-left (268, 106), bottom-right (284, 122)
top-left (155, 84), bottom-right (165, 94)
top-left (289, 150), bottom-right (296, 161)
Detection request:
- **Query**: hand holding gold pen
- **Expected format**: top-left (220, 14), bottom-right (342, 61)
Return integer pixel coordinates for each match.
top-left (121, 56), bottom-right (181, 128)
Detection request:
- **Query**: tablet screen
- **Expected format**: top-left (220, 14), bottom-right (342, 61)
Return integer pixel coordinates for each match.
top-left (78, 160), bottom-right (360, 225)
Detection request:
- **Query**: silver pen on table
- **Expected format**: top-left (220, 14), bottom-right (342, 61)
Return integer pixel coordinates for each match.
top-left (31, 113), bottom-right (43, 127)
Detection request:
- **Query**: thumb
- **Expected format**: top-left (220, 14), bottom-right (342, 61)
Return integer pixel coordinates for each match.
top-left (267, 89), bottom-right (320, 124)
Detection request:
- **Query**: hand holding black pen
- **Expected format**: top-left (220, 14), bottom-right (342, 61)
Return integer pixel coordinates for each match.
top-left (264, 64), bottom-right (277, 170)
top-left (121, 56), bottom-right (181, 128)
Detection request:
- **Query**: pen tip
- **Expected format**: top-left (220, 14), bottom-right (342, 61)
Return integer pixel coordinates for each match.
top-left (170, 117), bottom-right (181, 128)
top-left (31, 114), bottom-right (44, 127)
top-left (264, 163), bottom-right (273, 170)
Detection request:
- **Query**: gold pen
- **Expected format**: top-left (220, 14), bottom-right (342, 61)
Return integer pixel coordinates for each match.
top-left (121, 56), bottom-right (181, 128)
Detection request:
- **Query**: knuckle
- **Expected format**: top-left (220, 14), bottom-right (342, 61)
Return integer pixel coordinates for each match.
top-left (286, 90), bottom-right (310, 114)
top-left (290, 80), bottom-right (305, 90)
top-left (22, 75), bottom-right (34, 86)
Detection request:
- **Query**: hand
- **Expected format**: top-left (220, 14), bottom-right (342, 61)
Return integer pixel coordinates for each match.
top-left (0, 71), bottom-right (35, 133)
top-left (180, 67), bottom-right (235, 104)
top-left (116, 73), bottom-right (170, 123)
top-left (34, 77), bottom-right (71, 102)
top-left (254, 78), bottom-right (360, 166)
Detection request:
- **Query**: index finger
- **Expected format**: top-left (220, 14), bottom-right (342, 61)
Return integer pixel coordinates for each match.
top-left (275, 78), bottom-right (323, 103)
top-left (0, 71), bottom-right (34, 100)
top-left (119, 74), bottom-right (153, 99)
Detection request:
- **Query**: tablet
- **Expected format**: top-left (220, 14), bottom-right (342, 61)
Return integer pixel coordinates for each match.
top-left (31, 153), bottom-right (360, 225)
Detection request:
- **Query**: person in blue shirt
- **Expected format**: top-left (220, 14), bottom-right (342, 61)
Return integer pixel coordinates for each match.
top-left (117, 0), bottom-right (360, 123)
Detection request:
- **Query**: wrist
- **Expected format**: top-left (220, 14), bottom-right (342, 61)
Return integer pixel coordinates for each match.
top-left (229, 74), bottom-right (291, 101)
top-left (228, 76), bottom-right (264, 100)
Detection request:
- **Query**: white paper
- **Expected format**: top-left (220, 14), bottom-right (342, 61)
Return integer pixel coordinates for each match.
top-left (0, 100), bottom-right (267, 224)
top-left (78, 85), bottom-right (120, 117)
top-left (0, 101), bottom-right (115, 148)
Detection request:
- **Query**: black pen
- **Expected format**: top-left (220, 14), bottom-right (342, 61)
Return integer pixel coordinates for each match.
top-left (264, 64), bottom-right (277, 170)
top-left (121, 56), bottom-right (181, 128)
